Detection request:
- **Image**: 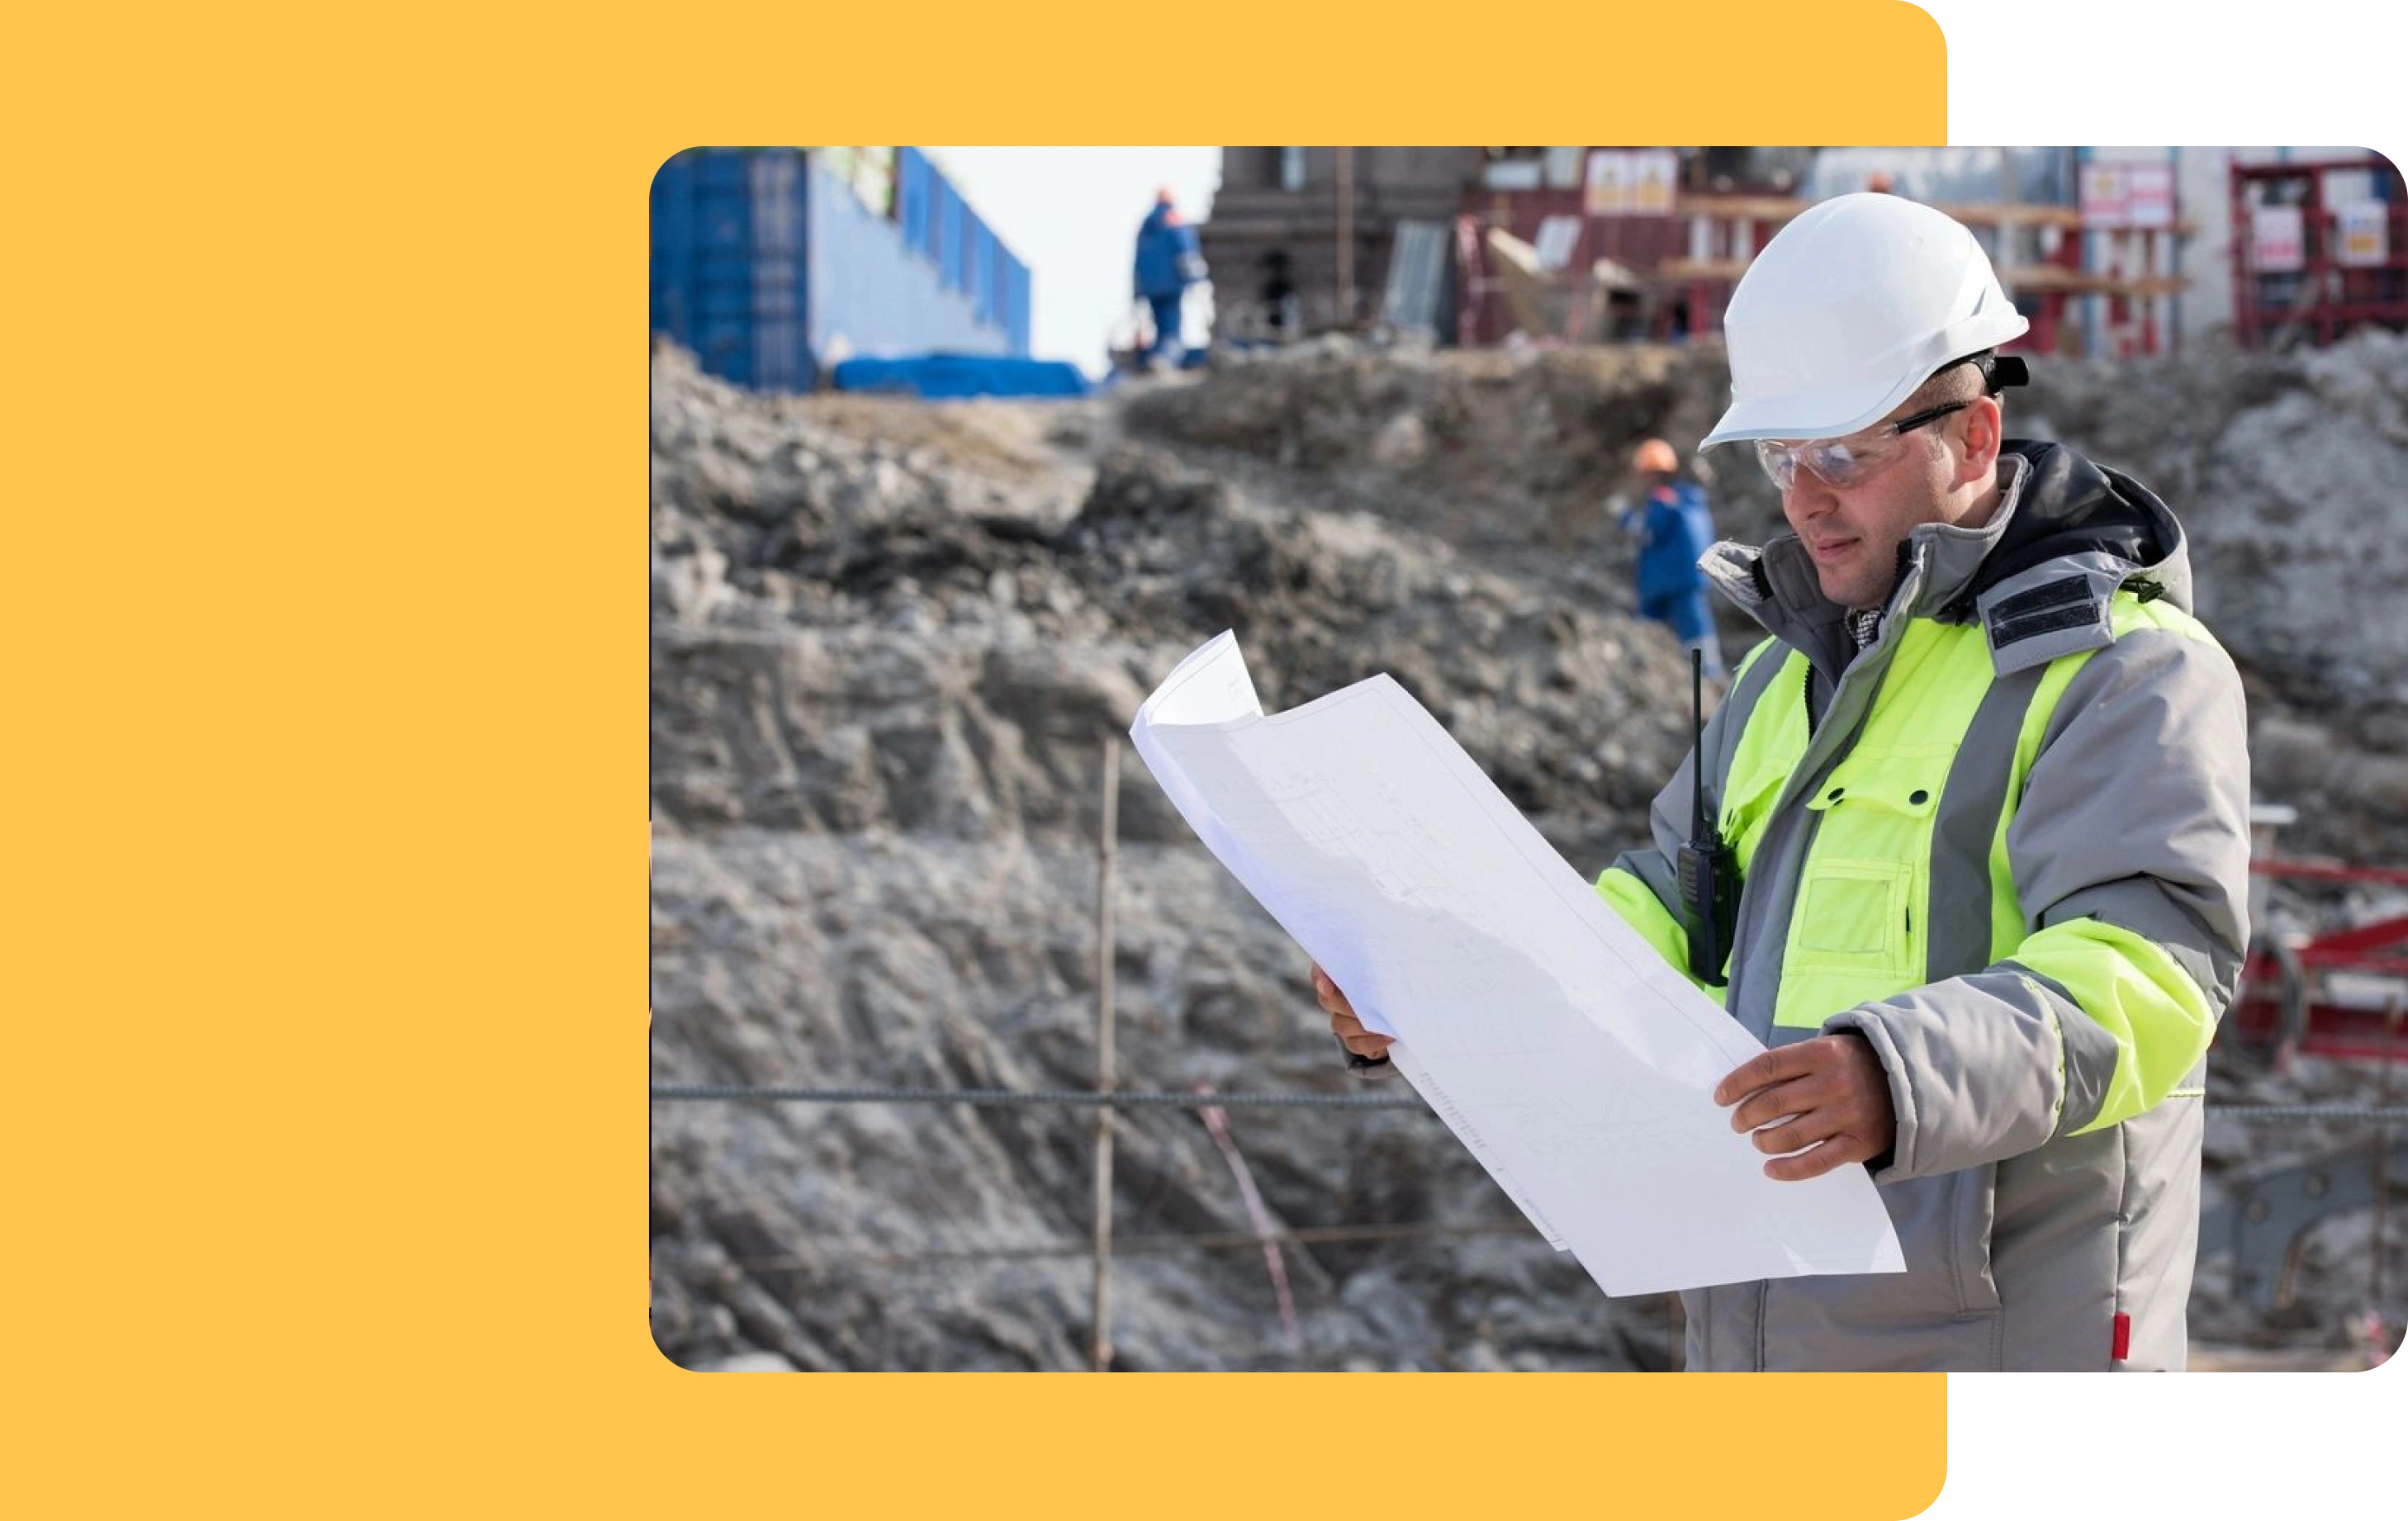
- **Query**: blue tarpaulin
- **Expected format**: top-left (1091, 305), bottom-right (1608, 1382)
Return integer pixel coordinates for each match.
top-left (832, 354), bottom-right (1090, 400)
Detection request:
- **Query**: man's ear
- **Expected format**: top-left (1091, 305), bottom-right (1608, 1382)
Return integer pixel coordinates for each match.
top-left (1957, 396), bottom-right (2004, 486)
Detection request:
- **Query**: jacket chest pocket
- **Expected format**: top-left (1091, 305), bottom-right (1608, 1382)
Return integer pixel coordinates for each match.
top-left (1775, 756), bottom-right (1943, 1028)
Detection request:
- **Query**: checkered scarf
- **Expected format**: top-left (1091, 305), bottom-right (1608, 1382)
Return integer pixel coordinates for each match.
top-left (1845, 605), bottom-right (1884, 657)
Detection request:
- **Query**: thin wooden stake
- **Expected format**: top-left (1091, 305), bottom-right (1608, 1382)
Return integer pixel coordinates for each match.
top-left (1090, 737), bottom-right (1121, 1372)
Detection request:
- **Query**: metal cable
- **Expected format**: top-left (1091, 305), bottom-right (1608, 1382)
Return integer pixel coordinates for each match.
top-left (651, 1083), bottom-right (1424, 1111)
top-left (724, 1217), bottom-right (1538, 1273)
top-left (652, 622), bottom-right (804, 647)
top-left (654, 1087), bottom-right (2408, 1123)
top-left (2208, 1104), bottom-right (2408, 1124)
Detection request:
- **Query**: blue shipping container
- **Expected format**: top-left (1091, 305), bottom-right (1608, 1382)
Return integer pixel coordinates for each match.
top-left (948, 196), bottom-right (966, 289)
top-left (652, 147), bottom-right (1036, 391)
top-left (650, 148), bottom-right (811, 390)
top-left (896, 147), bottom-right (935, 263)
top-left (806, 161), bottom-right (1011, 366)
top-left (969, 224), bottom-right (996, 325)
top-left (1007, 262), bottom-right (1032, 356)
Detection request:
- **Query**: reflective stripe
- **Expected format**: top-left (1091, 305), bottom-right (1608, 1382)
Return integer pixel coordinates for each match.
top-left (1727, 633), bottom-right (1784, 694)
top-left (1990, 648), bottom-right (2093, 961)
top-left (1925, 665), bottom-right (2047, 984)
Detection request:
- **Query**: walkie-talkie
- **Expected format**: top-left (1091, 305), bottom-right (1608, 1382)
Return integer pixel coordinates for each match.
top-left (1676, 648), bottom-right (1741, 987)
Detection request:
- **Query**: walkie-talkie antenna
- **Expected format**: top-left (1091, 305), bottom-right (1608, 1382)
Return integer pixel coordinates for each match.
top-left (1677, 646), bottom-right (1741, 986)
top-left (1690, 650), bottom-right (1708, 836)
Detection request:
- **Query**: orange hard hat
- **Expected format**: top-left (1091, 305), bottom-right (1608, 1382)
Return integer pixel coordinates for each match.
top-left (1633, 438), bottom-right (1679, 474)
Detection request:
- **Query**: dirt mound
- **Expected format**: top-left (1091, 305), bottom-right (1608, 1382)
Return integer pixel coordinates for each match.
top-left (1124, 338), bottom-right (1741, 559)
top-left (648, 344), bottom-right (1695, 1371)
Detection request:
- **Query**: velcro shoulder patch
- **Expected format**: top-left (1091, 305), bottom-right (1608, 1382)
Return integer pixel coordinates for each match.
top-left (1990, 576), bottom-right (2100, 647)
top-left (1980, 571), bottom-right (2116, 676)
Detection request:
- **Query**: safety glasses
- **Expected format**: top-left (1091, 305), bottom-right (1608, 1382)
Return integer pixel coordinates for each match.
top-left (1754, 399), bottom-right (1971, 492)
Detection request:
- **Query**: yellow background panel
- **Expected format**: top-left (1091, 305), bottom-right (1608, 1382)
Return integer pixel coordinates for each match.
top-left (13, 2), bottom-right (1944, 1514)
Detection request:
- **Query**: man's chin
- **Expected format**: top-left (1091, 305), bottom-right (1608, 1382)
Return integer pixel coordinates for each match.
top-left (1814, 571), bottom-right (1869, 606)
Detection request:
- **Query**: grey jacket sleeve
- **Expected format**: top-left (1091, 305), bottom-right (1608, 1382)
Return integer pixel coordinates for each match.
top-left (1827, 623), bottom-right (2252, 1182)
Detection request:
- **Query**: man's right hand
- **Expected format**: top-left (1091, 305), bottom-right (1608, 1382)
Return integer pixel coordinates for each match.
top-left (1313, 964), bottom-right (1394, 1059)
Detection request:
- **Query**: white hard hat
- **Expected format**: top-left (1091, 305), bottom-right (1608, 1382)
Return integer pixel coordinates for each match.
top-left (1700, 193), bottom-right (2029, 448)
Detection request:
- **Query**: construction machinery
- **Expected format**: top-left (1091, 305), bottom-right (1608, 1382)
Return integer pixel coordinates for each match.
top-left (2201, 806), bottom-right (2406, 1337)
top-left (2228, 805), bottom-right (2408, 1067)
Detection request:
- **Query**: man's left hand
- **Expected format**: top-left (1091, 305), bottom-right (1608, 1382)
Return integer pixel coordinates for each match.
top-left (1713, 1032), bottom-right (1896, 1182)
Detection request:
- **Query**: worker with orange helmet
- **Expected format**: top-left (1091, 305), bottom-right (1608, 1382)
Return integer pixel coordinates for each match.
top-left (1134, 187), bottom-right (1208, 368)
top-left (1620, 437), bottom-right (1725, 680)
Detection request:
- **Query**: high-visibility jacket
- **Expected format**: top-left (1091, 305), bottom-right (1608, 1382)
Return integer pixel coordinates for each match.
top-left (1597, 440), bottom-right (2252, 1370)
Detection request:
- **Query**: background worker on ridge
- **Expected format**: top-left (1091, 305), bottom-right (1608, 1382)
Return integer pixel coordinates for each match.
top-left (1133, 188), bottom-right (1206, 368)
top-left (1620, 437), bottom-right (1726, 681)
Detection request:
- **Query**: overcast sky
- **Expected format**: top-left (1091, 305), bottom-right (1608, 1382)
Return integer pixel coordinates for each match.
top-left (927, 147), bottom-right (1222, 377)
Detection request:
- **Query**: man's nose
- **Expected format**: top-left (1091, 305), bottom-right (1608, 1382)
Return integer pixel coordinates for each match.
top-left (1783, 475), bottom-right (1833, 522)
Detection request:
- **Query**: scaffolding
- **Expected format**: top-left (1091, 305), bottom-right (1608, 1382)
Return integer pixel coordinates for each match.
top-left (2230, 157), bottom-right (2408, 349)
top-left (1452, 187), bottom-right (2188, 358)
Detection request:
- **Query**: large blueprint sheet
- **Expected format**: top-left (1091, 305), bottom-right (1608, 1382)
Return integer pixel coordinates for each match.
top-left (1130, 633), bottom-right (1903, 1296)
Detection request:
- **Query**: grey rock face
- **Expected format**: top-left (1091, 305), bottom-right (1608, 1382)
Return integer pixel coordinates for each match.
top-left (653, 333), bottom-right (2408, 1372)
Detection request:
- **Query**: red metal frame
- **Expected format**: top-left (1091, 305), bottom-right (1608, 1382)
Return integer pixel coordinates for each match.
top-left (2227, 858), bottom-right (2408, 1063)
top-left (1449, 178), bottom-right (2171, 358)
top-left (2230, 156), bottom-right (2408, 349)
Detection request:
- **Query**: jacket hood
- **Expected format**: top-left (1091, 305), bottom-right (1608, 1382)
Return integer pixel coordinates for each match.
top-left (1972, 439), bottom-right (2190, 614)
top-left (1701, 439), bottom-right (2195, 674)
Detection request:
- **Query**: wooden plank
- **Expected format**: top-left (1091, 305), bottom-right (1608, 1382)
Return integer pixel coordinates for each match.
top-left (1669, 193), bottom-right (1804, 221)
top-left (1996, 265), bottom-right (2188, 297)
top-left (1657, 257), bottom-right (2185, 300)
top-left (1668, 193), bottom-right (2190, 236)
top-left (1653, 258), bottom-right (1751, 282)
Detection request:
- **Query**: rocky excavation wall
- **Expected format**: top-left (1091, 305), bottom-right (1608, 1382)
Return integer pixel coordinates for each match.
top-left (651, 329), bottom-right (2408, 1371)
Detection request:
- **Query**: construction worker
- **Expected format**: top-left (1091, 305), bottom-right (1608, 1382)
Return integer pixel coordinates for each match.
top-left (1316, 192), bottom-right (2251, 1371)
top-left (1620, 438), bottom-right (1725, 680)
top-left (1133, 188), bottom-right (1206, 367)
